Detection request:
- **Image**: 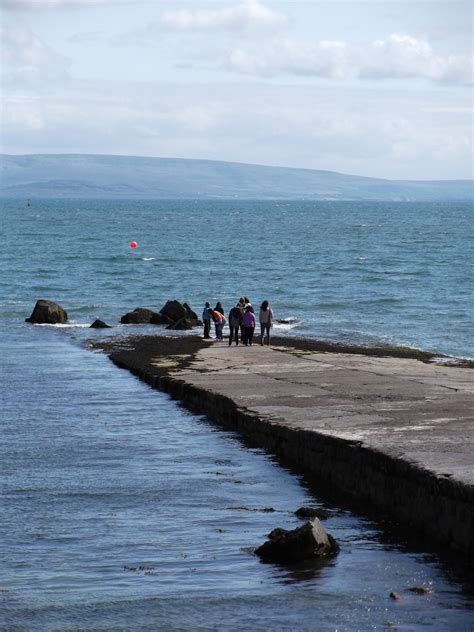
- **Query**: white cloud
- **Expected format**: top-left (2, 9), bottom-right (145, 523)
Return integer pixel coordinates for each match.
top-left (0, 22), bottom-right (70, 84)
top-left (112, 2), bottom-right (286, 48)
top-left (2, 96), bottom-right (45, 131)
top-left (67, 30), bottom-right (104, 44)
top-left (229, 33), bottom-right (473, 86)
top-left (360, 34), bottom-right (473, 86)
top-left (2, 80), bottom-right (471, 178)
top-left (161, 0), bottom-right (286, 32)
top-left (1, 0), bottom-right (115, 8)
top-left (230, 39), bottom-right (349, 78)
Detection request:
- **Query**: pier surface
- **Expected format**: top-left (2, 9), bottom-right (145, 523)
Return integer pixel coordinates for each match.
top-left (98, 336), bottom-right (474, 556)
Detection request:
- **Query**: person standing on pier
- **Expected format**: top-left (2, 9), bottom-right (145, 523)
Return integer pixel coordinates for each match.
top-left (212, 309), bottom-right (226, 340)
top-left (228, 304), bottom-right (243, 346)
top-left (242, 305), bottom-right (256, 346)
top-left (259, 300), bottom-right (273, 346)
top-left (214, 301), bottom-right (224, 316)
top-left (202, 302), bottom-right (212, 339)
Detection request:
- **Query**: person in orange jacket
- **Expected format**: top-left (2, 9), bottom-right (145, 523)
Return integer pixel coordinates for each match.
top-left (212, 309), bottom-right (226, 340)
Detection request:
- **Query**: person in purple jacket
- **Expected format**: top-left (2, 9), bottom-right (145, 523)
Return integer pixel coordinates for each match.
top-left (242, 305), bottom-right (256, 346)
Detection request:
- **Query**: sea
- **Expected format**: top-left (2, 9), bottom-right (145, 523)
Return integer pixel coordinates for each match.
top-left (1, 198), bottom-right (473, 631)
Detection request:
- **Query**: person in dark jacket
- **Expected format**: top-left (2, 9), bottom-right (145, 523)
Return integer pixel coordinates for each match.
top-left (202, 302), bottom-right (212, 339)
top-left (228, 304), bottom-right (243, 346)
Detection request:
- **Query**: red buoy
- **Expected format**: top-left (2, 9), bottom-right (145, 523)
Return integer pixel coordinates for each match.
top-left (130, 241), bottom-right (138, 248)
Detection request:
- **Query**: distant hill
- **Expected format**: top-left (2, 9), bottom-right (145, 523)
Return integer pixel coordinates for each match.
top-left (0, 154), bottom-right (472, 201)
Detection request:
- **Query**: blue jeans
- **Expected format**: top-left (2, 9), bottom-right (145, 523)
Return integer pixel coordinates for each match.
top-left (215, 322), bottom-right (224, 339)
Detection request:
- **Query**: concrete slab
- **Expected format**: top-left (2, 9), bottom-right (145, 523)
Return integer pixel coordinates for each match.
top-left (100, 334), bottom-right (473, 555)
top-left (165, 344), bottom-right (474, 554)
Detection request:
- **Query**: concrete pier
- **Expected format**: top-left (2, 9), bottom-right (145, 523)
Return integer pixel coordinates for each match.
top-left (99, 336), bottom-right (474, 557)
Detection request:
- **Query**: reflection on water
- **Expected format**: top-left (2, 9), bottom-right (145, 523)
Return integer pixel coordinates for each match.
top-left (270, 557), bottom-right (338, 585)
top-left (0, 326), bottom-right (473, 631)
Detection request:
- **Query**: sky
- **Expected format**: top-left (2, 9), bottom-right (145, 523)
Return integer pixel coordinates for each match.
top-left (1, 0), bottom-right (473, 179)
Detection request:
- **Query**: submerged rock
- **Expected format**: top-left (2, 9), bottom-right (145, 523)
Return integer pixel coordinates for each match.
top-left (90, 319), bottom-right (111, 329)
top-left (26, 300), bottom-right (68, 324)
top-left (408, 586), bottom-right (433, 595)
top-left (295, 506), bottom-right (333, 520)
top-left (255, 518), bottom-right (339, 564)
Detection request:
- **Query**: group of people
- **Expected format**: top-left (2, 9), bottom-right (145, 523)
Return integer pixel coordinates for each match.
top-left (202, 297), bottom-right (274, 347)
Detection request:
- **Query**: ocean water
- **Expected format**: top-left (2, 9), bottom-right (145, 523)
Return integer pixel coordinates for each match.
top-left (1, 198), bottom-right (474, 630)
top-left (1, 199), bottom-right (472, 357)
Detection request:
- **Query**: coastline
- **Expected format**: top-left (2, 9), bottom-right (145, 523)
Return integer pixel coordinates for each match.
top-left (89, 333), bottom-right (474, 559)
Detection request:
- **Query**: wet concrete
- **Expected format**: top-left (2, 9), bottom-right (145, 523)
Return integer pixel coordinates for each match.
top-left (94, 335), bottom-right (474, 557)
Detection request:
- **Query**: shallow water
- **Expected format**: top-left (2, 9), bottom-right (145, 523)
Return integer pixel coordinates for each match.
top-left (1, 326), bottom-right (473, 631)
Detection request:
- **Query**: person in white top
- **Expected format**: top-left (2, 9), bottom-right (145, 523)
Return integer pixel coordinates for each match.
top-left (259, 300), bottom-right (273, 346)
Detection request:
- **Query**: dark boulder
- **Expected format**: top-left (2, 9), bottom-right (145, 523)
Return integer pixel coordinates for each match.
top-left (90, 319), bottom-right (111, 329)
top-left (168, 317), bottom-right (194, 330)
top-left (408, 586), bottom-right (432, 595)
top-left (295, 507), bottom-right (333, 520)
top-left (120, 307), bottom-right (159, 324)
top-left (121, 301), bottom-right (201, 328)
top-left (159, 300), bottom-right (200, 326)
top-left (159, 300), bottom-right (188, 322)
top-left (183, 302), bottom-right (199, 321)
top-left (255, 518), bottom-right (339, 564)
top-left (26, 300), bottom-right (68, 324)
top-left (150, 312), bottom-right (174, 326)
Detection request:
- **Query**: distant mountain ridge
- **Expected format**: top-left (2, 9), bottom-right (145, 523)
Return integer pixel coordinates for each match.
top-left (0, 154), bottom-right (472, 201)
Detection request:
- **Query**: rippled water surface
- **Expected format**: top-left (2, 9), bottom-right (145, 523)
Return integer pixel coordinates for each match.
top-left (1, 199), bottom-right (473, 630)
top-left (1, 326), bottom-right (473, 630)
top-left (1, 199), bottom-right (472, 357)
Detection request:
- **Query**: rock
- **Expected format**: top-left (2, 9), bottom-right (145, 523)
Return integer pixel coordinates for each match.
top-left (159, 300), bottom-right (188, 322)
top-left (120, 307), bottom-right (159, 324)
top-left (26, 300), bottom-right (68, 324)
top-left (168, 317), bottom-right (194, 330)
top-left (150, 312), bottom-right (174, 326)
top-left (390, 591), bottom-right (402, 601)
top-left (121, 301), bottom-right (201, 328)
top-left (255, 518), bottom-right (339, 564)
top-left (183, 302), bottom-right (199, 321)
top-left (408, 586), bottom-right (432, 595)
top-left (90, 319), bottom-right (111, 329)
top-left (295, 507), bottom-right (333, 520)
top-left (160, 300), bottom-right (200, 326)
